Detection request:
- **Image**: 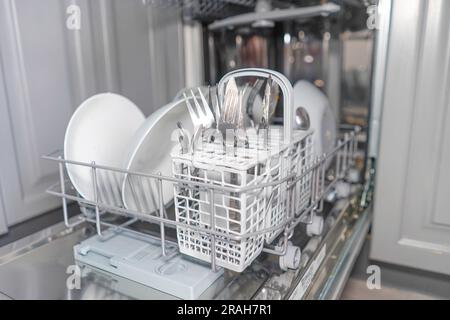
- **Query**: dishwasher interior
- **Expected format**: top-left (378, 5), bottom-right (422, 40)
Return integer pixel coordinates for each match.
top-left (0, 0), bottom-right (377, 300)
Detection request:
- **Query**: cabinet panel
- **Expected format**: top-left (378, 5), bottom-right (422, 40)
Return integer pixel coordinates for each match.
top-left (0, 198), bottom-right (7, 235)
top-left (371, 0), bottom-right (450, 275)
top-left (432, 96), bottom-right (450, 227)
top-left (0, 39), bottom-right (13, 234)
top-left (0, 0), bottom-right (69, 225)
top-left (0, 0), bottom-right (185, 226)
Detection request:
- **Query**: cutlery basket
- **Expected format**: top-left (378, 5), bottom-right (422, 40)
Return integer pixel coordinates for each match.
top-left (171, 68), bottom-right (314, 272)
top-left (172, 129), bottom-right (313, 272)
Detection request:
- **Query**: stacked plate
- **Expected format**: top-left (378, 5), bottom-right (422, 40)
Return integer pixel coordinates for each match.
top-left (64, 92), bottom-right (193, 212)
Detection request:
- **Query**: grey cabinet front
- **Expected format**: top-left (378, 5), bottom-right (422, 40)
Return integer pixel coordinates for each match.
top-left (371, 0), bottom-right (450, 275)
top-left (0, 0), bottom-right (185, 226)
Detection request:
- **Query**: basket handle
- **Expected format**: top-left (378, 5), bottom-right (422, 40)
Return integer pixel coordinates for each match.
top-left (217, 68), bottom-right (294, 144)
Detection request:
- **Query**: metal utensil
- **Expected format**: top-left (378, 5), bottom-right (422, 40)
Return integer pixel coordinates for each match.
top-left (176, 121), bottom-right (190, 154)
top-left (262, 76), bottom-right (279, 125)
top-left (253, 76), bottom-right (278, 133)
top-left (222, 77), bottom-right (239, 124)
top-left (208, 86), bottom-right (221, 130)
top-left (268, 78), bottom-right (280, 118)
top-left (220, 78), bottom-right (245, 229)
top-left (237, 85), bottom-right (248, 130)
top-left (294, 106), bottom-right (310, 130)
top-left (246, 79), bottom-right (264, 121)
top-left (183, 89), bottom-right (215, 130)
top-left (257, 76), bottom-right (275, 148)
top-left (261, 77), bottom-right (271, 127)
top-left (191, 124), bottom-right (204, 155)
top-left (218, 77), bottom-right (239, 140)
top-left (197, 88), bottom-right (215, 128)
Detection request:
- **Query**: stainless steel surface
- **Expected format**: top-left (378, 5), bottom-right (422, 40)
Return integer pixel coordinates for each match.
top-left (190, 124), bottom-right (204, 154)
top-left (219, 76), bottom-right (240, 138)
top-left (0, 215), bottom-right (262, 299)
top-left (184, 89), bottom-right (215, 130)
top-left (368, 0), bottom-right (392, 158)
top-left (208, 86), bottom-right (221, 131)
top-left (205, 2), bottom-right (374, 143)
top-left (0, 190), bottom-right (366, 299)
top-left (252, 193), bottom-right (370, 300)
top-left (236, 85), bottom-right (248, 130)
top-left (246, 78), bottom-right (264, 124)
top-left (258, 76), bottom-right (274, 134)
top-left (0, 219), bottom-right (88, 300)
top-left (294, 106), bottom-right (311, 131)
top-left (314, 206), bottom-right (371, 299)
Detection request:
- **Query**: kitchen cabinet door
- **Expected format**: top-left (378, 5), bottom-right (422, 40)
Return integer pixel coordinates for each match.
top-left (0, 46), bottom-right (11, 235)
top-left (371, 0), bottom-right (450, 275)
top-left (0, 194), bottom-right (7, 235)
top-left (0, 52), bottom-right (10, 235)
top-left (0, 0), bottom-right (79, 225)
top-left (0, 0), bottom-right (185, 226)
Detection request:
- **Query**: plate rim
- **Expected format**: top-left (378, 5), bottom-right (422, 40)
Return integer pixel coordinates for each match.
top-left (121, 97), bottom-right (192, 211)
top-left (63, 92), bottom-right (145, 200)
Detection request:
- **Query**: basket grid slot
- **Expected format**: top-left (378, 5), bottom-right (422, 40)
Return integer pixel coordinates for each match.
top-left (173, 131), bottom-right (312, 272)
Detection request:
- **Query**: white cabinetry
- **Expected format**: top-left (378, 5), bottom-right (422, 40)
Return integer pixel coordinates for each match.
top-left (371, 0), bottom-right (450, 275)
top-left (0, 0), bottom-right (185, 226)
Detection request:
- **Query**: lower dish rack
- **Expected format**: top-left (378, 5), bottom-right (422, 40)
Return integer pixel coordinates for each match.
top-left (43, 126), bottom-right (359, 275)
top-left (42, 67), bottom-right (362, 299)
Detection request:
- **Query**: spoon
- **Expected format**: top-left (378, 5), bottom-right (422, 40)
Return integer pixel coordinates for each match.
top-left (294, 106), bottom-right (310, 130)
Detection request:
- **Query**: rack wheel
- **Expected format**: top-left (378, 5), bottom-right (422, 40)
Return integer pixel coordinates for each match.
top-left (306, 216), bottom-right (324, 237)
top-left (279, 242), bottom-right (301, 271)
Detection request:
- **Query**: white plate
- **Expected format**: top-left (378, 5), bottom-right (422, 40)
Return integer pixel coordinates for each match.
top-left (293, 80), bottom-right (337, 165)
top-left (64, 93), bottom-right (145, 203)
top-left (122, 98), bottom-right (194, 213)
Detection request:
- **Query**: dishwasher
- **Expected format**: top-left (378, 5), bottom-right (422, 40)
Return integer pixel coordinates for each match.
top-left (0, 0), bottom-right (383, 300)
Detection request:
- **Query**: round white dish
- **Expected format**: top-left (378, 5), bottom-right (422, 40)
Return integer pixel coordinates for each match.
top-left (64, 93), bottom-right (145, 203)
top-left (293, 80), bottom-right (337, 165)
top-left (122, 98), bottom-right (194, 213)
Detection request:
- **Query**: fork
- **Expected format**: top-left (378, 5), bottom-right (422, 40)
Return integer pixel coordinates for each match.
top-left (208, 86), bottom-right (221, 130)
top-left (183, 89), bottom-right (215, 152)
top-left (183, 89), bottom-right (215, 130)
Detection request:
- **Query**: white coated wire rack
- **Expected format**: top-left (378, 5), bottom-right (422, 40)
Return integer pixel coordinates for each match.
top-left (43, 128), bottom-right (357, 272)
top-left (43, 68), bottom-right (360, 273)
